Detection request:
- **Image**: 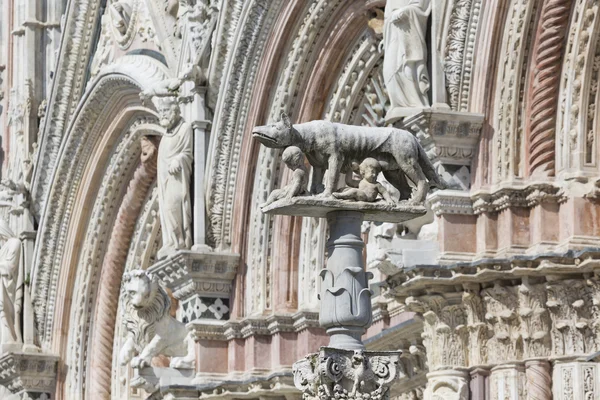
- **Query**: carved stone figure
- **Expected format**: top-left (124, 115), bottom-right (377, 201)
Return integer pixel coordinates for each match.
top-left (252, 113), bottom-right (443, 205)
top-left (382, 0), bottom-right (432, 117)
top-left (109, 0), bottom-right (133, 35)
top-left (0, 222), bottom-right (22, 351)
top-left (155, 97), bottom-right (193, 260)
top-left (262, 146), bottom-right (308, 207)
top-left (333, 158), bottom-right (395, 203)
top-left (119, 270), bottom-right (195, 369)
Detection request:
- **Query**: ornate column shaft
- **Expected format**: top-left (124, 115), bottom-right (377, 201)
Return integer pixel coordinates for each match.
top-left (320, 211), bottom-right (372, 350)
top-left (525, 359), bottom-right (552, 400)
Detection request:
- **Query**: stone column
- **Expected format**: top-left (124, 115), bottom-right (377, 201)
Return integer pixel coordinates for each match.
top-left (470, 368), bottom-right (490, 400)
top-left (489, 363), bottom-right (527, 400)
top-left (525, 359), bottom-right (552, 400)
top-left (189, 86), bottom-right (211, 251)
top-left (319, 211), bottom-right (372, 350)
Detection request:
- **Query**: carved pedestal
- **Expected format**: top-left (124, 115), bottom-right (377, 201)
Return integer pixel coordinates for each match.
top-left (0, 352), bottom-right (58, 400)
top-left (489, 364), bottom-right (526, 400)
top-left (320, 211), bottom-right (372, 350)
top-left (148, 250), bottom-right (239, 323)
top-left (263, 197), bottom-right (426, 399)
top-left (553, 361), bottom-right (600, 399)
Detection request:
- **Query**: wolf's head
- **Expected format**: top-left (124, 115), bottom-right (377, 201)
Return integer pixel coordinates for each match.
top-left (252, 112), bottom-right (294, 148)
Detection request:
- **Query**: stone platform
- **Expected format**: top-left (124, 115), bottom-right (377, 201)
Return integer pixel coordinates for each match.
top-left (261, 196), bottom-right (427, 223)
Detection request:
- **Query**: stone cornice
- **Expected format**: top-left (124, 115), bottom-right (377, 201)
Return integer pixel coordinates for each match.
top-left (188, 311), bottom-right (321, 341)
top-left (427, 183), bottom-right (568, 216)
top-left (385, 248), bottom-right (600, 298)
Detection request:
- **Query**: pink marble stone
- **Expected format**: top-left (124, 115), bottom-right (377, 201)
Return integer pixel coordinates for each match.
top-left (439, 214), bottom-right (478, 255)
top-left (197, 340), bottom-right (228, 374)
top-left (476, 212), bottom-right (498, 255)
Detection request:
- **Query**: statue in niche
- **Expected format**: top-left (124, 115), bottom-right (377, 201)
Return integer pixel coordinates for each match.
top-left (262, 146), bottom-right (308, 208)
top-left (252, 113), bottom-right (443, 205)
top-left (333, 158), bottom-right (395, 204)
top-left (155, 96), bottom-right (193, 260)
top-left (381, 0), bottom-right (432, 117)
top-left (0, 222), bottom-right (22, 351)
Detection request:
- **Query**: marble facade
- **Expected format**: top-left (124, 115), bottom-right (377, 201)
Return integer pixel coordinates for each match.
top-left (0, 0), bottom-right (599, 399)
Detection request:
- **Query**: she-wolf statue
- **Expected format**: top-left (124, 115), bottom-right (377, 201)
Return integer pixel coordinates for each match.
top-left (252, 112), bottom-right (443, 205)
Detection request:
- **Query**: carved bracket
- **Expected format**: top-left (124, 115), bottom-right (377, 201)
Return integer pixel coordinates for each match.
top-left (398, 109), bottom-right (484, 191)
top-left (0, 352), bottom-right (58, 399)
top-left (148, 249), bottom-right (239, 323)
top-left (292, 347), bottom-right (402, 400)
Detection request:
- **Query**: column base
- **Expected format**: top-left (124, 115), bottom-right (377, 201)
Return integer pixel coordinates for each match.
top-left (424, 370), bottom-right (469, 400)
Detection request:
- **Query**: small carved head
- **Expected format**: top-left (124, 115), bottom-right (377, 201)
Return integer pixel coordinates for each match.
top-left (252, 112), bottom-right (294, 148)
top-left (281, 146), bottom-right (305, 169)
top-left (123, 270), bottom-right (159, 310)
top-left (156, 96), bottom-right (181, 130)
top-left (359, 158), bottom-right (382, 183)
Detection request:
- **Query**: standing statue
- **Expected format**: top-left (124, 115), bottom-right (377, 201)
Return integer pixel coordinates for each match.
top-left (382, 0), bottom-right (432, 116)
top-left (156, 97), bottom-right (193, 260)
top-left (0, 222), bottom-right (22, 351)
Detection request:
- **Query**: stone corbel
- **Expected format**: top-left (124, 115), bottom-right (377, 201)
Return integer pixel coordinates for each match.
top-left (0, 352), bottom-right (59, 399)
top-left (397, 109), bottom-right (484, 191)
top-left (148, 250), bottom-right (239, 323)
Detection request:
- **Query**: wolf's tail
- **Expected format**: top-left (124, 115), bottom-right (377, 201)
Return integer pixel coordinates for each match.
top-left (417, 142), bottom-right (446, 189)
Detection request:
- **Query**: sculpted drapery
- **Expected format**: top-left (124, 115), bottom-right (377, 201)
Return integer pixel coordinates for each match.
top-left (156, 97), bottom-right (193, 260)
top-left (0, 222), bottom-right (22, 348)
top-left (382, 0), bottom-right (432, 114)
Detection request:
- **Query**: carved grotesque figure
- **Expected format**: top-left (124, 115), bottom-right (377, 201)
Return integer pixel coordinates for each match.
top-left (253, 113), bottom-right (443, 204)
top-left (155, 97), bottom-right (193, 260)
top-left (119, 270), bottom-right (195, 369)
top-left (382, 0), bottom-right (431, 116)
top-left (0, 222), bottom-right (22, 352)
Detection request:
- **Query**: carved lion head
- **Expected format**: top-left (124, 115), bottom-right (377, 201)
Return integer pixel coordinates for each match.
top-left (123, 270), bottom-right (159, 310)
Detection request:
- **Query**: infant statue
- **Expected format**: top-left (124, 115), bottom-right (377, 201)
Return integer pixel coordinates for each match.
top-left (262, 146), bottom-right (308, 207)
top-left (333, 158), bottom-right (395, 204)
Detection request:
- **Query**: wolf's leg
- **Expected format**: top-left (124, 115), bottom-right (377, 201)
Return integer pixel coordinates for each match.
top-left (310, 167), bottom-right (325, 195)
top-left (322, 156), bottom-right (341, 197)
top-left (383, 169), bottom-right (411, 200)
top-left (399, 158), bottom-right (429, 205)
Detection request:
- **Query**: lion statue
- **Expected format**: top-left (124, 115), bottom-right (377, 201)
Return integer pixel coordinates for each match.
top-left (119, 270), bottom-right (195, 369)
